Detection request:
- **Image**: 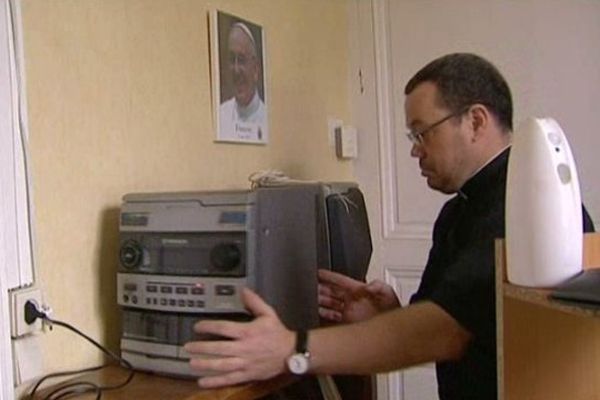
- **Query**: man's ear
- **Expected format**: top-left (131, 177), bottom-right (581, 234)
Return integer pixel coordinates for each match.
top-left (467, 104), bottom-right (490, 142)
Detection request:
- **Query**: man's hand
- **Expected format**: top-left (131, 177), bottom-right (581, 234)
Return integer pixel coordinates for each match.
top-left (318, 269), bottom-right (400, 323)
top-left (184, 288), bottom-right (294, 388)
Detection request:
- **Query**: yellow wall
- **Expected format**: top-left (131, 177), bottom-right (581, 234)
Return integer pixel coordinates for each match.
top-left (21, 0), bottom-right (352, 373)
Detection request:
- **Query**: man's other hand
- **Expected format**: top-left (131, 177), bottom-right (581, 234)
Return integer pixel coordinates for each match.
top-left (318, 269), bottom-right (400, 324)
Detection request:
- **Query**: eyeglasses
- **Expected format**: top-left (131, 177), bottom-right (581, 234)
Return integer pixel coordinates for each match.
top-left (406, 106), bottom-right (471, 145)
top-left (228, 52), bottom-right (256, 69)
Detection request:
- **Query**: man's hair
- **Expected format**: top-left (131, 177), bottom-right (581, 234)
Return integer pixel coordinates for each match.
top-left (405, 53), bottom-right (513, 132)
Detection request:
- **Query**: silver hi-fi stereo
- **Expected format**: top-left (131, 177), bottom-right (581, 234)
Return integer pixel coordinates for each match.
top-left (117, 183), bottom-right (372, 377)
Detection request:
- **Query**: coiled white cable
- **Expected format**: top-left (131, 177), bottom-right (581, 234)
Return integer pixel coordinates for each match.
top-left (248, 170), bottom-right (318, 189)
top-left (248, 170), bottom-right (357, 214)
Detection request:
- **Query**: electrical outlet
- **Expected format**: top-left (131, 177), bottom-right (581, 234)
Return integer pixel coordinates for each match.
top-left (10, 287), bottom-right (43, 338)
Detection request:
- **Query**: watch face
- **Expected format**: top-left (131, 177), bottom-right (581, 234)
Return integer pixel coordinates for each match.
top-left (287, 353), bottom-right (309, 374)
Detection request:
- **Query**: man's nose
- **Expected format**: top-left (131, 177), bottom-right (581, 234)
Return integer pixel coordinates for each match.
top-left (230, 55), bottom-right (245, 72)
top-left (232, 59), bottom-right (242, 72)
top-left (410, 143), bottom-right (423, 158)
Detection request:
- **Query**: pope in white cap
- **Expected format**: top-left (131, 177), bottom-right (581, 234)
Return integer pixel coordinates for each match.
top-left (219, 21), bottom-right (267, 142)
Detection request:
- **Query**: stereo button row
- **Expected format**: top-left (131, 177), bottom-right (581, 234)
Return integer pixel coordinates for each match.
top-left (145, 297), bottom-right (205, 308)
top-left (143, 285), bottom-right (234, 296)
top-left (145, 285), bottom-right (206, 295)
top-left (121, 294), bottom-right (205, 309)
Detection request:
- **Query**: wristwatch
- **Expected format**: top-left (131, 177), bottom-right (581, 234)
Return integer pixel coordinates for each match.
top-left (286, 330), bottom-right (311, 375)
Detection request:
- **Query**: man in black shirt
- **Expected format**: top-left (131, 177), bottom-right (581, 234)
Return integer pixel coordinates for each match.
top-left (401, 54), bottom-right (594, 398)
top-left (184, 53), bottom-right (595, 399)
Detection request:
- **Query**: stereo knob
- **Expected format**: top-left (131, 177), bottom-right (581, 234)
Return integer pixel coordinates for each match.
top-left (210, 243), bottom-right (242, 272)
top-left (120, 240), bottom-right (143, 269)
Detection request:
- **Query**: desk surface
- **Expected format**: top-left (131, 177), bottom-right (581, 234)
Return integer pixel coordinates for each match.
top-left (32, 365), bottom-right (297, 400)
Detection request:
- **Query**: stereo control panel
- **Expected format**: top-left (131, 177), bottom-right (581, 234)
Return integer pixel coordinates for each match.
top-left (117, 273), bottom-right (246, 314)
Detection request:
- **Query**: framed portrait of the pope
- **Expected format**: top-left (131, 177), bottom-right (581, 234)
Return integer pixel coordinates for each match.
top-left (210, 10), bottom-right (268, 144)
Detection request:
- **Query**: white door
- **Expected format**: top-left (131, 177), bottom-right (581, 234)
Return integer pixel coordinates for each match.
top-left (349, 1), bottom-right (444, 399)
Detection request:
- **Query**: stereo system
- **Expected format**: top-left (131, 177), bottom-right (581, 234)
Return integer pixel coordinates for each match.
top-left (117, 183), bottom-right (372, 376)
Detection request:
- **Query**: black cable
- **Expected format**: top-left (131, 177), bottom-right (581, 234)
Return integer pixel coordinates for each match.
top-left (28, 365), bottom-right (105, 398)
top-left (28, 313), bottom-right (135, 400)
top-left (43, 382), bottom-right (101, 400)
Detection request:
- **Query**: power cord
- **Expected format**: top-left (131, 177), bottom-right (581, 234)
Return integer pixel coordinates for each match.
top-left (24, 301), bottom-right (135, 400)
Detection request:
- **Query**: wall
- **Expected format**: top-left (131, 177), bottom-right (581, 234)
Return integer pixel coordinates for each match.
top-left (386, 0), bottom-right (600, 226)
top-left (20, 0), bottom-right (353, 375)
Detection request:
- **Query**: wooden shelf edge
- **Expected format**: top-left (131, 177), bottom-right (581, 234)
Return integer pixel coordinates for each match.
top-left (503, 283), bottom-right (600, 318)
top-left (496, 233), bottom-right (600, 318)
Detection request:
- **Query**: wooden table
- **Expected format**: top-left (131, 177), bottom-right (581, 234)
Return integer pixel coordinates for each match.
top-left (496, 233), bottom-right (600, 400)
top-left (31, 365), bottom-right (298, 400)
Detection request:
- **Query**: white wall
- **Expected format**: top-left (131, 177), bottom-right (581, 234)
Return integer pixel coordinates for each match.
top-left (387, 0), bottom-right (600, 225)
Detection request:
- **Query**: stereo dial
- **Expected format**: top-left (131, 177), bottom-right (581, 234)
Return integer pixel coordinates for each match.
top-left (210, 243), bottom-right (242, 272)
top-left (120, 240), bottom-right (143, 269)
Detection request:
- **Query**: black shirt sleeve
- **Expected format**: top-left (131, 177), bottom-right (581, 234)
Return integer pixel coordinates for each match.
top-left (583, 205), bottom-right (595, 233)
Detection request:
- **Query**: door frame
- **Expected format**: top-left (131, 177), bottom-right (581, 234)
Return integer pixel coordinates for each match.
top-left (348, 1), bottom-right (438, 398)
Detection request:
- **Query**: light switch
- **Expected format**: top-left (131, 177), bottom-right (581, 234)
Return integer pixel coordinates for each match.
top-left (335, 125), bottom-right (358, 159)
